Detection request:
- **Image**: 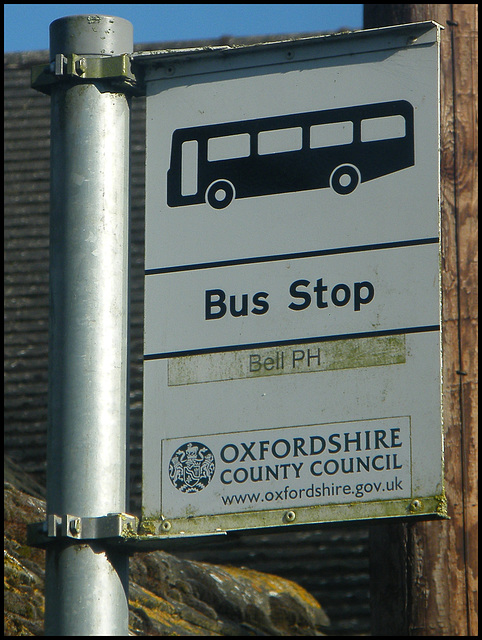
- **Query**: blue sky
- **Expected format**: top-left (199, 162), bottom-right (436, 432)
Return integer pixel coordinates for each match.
top-left (4, 4), bottom-right (363, 52)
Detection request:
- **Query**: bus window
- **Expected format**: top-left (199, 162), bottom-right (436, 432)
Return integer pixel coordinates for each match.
top-left (208, 133), bottom-right (251, 162)
top-left (310, 121), bottom-right (353, 148)
top-left (181, 140), bottom-right (198, 196)
top-left (361, 114), bottom-right (406, 142)
top-left (258, 126), bottom-right (303, 155)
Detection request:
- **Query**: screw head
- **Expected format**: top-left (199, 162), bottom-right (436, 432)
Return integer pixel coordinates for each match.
top-left (284, 510), bottom-right (296, 523)
top-left (161, 520), bottom-right (172, 532)
top-left (410, 499), bottom-right (422, 513)
top-left (69, 517), bottom-right (81, 536)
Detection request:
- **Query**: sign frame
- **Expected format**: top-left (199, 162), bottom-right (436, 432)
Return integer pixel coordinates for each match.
top-left (137, 21), bottom-right (445, 542)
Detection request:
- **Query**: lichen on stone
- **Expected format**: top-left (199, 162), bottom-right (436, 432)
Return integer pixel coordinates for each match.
top-left (4, 464), bottom-right (329, 636)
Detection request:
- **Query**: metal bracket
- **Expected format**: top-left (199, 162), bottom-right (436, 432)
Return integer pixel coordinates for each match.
top-left (27, 512), bottom-right (139, 547)
top-left (31, 53), bottom-right (144, 95)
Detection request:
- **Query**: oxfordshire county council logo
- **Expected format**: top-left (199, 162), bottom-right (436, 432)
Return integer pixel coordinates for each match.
top-left (168, 442), bottom-right (216, 493)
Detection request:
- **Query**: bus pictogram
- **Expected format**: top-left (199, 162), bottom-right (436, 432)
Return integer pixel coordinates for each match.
top-left (167, 100), bottom-right (414, 209)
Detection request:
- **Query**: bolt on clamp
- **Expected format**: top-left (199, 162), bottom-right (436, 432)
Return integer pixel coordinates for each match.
top-left (27, 512), bottom-right (139, 547)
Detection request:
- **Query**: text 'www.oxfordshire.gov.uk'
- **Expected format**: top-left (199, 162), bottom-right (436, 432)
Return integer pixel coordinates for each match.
top-left (221, 476), bottom-right (405, 506)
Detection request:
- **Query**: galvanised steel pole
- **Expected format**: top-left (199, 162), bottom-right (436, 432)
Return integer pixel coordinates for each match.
top-left (45, 15), bottom-right (132, 635)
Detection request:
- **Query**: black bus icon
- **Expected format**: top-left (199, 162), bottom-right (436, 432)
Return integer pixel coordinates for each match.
top-left (167, 100), bottom-right (414, 209)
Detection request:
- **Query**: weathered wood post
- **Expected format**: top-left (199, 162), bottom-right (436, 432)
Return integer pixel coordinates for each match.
top-left (365, 4), bottom-right (478, 635)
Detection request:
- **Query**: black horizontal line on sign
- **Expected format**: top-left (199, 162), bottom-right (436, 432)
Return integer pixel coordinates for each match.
top-left (144, 325), bottom-right (440, 361)
top-left (144, 237), bottom-right (439, 276)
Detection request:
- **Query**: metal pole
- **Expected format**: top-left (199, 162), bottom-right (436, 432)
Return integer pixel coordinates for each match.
top-left (45, 15), bottom-right (133, 635)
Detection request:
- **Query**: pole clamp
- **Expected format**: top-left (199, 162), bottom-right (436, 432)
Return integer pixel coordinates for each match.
top-left (31, 53), bottom-right (144, 95)
top-left (27, 512), bottom-right (139, 547)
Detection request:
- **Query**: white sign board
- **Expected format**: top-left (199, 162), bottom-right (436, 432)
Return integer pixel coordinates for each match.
top-left (140, 22), bottom-right (444, 539)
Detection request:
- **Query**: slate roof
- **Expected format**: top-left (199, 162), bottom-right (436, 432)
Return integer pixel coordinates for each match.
top-left (4, 38), bottom-right (370, 635)
top-left (5, 50), bottom-right (51, 477)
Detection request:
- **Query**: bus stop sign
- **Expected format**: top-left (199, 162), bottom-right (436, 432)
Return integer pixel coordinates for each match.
top-left (139, 22), bottom-right (444, 540)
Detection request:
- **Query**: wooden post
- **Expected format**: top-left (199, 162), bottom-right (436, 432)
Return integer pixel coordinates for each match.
top-left (365, 4), bottom-right (478, 635)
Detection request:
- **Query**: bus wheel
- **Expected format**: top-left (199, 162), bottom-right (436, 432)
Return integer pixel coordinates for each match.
top-left (330, 164), bottom-right (360, 195)
top-left (206, 180), bottom-right (235, 209)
